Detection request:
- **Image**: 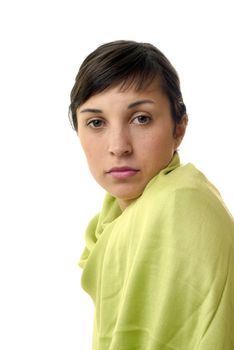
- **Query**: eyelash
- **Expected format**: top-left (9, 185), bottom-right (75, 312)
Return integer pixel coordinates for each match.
top-left (133, 115), bottom-right (152, 125)
top-left (87, 115), bottom-right (152, 129)
top-left (87, 119), bottom-right (105, 128)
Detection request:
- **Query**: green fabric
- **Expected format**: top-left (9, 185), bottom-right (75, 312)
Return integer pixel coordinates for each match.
top-left (79, 153), bottom-right (234, 349)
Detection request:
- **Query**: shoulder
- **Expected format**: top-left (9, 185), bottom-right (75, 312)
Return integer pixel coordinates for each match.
top-left (143, 162), bottom-right (230, 214)
top-left (165, 163), bottom-right (232, 225)
top-left (130, 165), bottom-right (234, 289)
top-left (136, 162), bottom-right (234, 245)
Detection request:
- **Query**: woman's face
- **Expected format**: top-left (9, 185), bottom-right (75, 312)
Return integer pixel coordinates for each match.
top-left (76, 82), bottom-right (187, 210)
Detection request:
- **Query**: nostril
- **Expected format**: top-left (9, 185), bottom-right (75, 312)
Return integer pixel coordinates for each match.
top-left (108, 131), bottom-right (132, 156)
top-left (109, 144), bottom-right (132, 156)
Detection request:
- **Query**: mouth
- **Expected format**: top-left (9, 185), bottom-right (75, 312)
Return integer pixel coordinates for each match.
top-left (106, 167), bottom-right (140, 179)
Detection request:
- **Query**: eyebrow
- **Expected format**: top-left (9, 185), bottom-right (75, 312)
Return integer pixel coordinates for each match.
top-left (80, 108), bottom-right (102, 114)
top-left (79, 99), bottom-right (155, 114)
top-left (127, 99), bottom-right (155, 109)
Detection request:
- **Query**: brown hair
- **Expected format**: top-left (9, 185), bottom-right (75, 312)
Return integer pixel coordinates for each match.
top-left (69, 40), bottom-right (187, 131)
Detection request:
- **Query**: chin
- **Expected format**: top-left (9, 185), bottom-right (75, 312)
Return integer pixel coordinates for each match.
top-left (110, 187), bottom-right (144, 202)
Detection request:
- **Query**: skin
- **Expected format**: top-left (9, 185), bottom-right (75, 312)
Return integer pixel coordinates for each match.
top-left (76, 81), bottom-right (187, 210)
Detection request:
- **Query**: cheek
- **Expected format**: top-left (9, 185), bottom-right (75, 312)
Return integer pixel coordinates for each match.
top-left (80, 134), bottom-right (95, 155)
top-left (81, 142), bottom-right (104, 174)
top-left (135, 133), bottom-right (176, 165)
top-left (84, 148), bottom-right (99, 166)
top-left (136, 133), bottom-right (171, 152)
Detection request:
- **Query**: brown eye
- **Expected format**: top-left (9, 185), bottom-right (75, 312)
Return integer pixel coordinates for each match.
top-left (133, 115), bottom-right (151, 125)
top-left (87, 119), bottom-right (104, 128)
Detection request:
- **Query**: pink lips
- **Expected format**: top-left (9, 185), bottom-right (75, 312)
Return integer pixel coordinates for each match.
top-left (107, 167), bottom-right (139, 179)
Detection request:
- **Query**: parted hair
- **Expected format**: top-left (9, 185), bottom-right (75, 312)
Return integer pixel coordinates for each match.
top-left (69, 40), bottom-right (187, 131)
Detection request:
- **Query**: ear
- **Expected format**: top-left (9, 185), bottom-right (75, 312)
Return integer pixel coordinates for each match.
top-left (173, 115), bottom-right (188, 149)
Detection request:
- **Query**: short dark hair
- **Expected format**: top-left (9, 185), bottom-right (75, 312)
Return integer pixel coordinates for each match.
top-left (69, 40), bottom-right (187, 131)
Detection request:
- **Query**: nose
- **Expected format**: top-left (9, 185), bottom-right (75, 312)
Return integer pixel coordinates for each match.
top-left (108, 128), bottom-right (132, 157)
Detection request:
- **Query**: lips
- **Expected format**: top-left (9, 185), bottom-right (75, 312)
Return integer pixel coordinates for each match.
top-left (107, 167), bottom-right (139, 179)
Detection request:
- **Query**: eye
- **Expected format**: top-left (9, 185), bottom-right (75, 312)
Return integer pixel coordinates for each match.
top-left (87, 119), bottom-right (105, 128)
top-left (132, 115), bottom-right (151, 125)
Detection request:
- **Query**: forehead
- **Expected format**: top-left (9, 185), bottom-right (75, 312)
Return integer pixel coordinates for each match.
top-left (78, 79), bottom-right (167, 110)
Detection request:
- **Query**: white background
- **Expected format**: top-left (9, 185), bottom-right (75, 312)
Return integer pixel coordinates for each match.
top-left (0, 0), bottom-right (233, 349)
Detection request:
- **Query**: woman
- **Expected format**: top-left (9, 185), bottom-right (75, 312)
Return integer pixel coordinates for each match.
top-left (69, 40), bottom-right (234, 349)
